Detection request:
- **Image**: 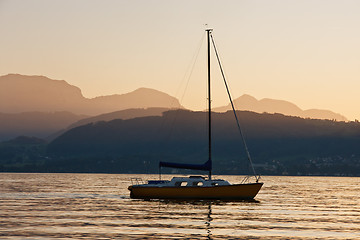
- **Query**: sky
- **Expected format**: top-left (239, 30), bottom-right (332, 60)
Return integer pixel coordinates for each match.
top-left (1, 0), bottom-right (359, 120)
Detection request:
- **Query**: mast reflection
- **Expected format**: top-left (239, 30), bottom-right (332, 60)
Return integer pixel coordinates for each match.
top-left (205, 201), bottom-right (213, 240)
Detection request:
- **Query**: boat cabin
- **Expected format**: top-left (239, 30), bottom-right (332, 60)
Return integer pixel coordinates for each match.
top-left (143, 176), bottom-right (231, 188)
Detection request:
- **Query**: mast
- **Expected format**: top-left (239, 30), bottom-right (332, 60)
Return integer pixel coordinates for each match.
top-left (206, 29), bottom-right (212, 180)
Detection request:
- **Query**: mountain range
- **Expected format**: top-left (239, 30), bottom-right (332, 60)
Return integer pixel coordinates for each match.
top-left (213, 94), bottom-right (347, 121)
top-left (43, 110), bottom-right (360, 175)
top-left (2, 109), bottom-right (359, 175)
top-left (0, 74), bottom-right (348, 141)
top-left (0, 72), bottom-right (359, 176)
top-left (0, 74), bottom-right (182, 115)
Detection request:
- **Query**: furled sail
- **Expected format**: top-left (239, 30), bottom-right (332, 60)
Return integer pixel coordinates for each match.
top-left (159, 159), bottom-right (211, 171)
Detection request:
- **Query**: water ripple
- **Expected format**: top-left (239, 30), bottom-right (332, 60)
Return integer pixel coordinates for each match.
top-left (1, 173), bottom-right (360, 239)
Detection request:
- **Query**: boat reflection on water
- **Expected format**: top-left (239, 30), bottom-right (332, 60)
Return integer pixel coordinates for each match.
top-left (155, 199), bottom-right (260, 240)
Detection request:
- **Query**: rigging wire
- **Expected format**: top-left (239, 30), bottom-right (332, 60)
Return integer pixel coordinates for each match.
top-left (165, 32), bottom-right (206, 135)
top-left (179, 32), bottom-right (206, 104)
top-left (157, 32), bottom-right (207, 158)
top-left (169, 31), bottom-right (206, 106)
top-left (210, 32), bottom-right (259, 182)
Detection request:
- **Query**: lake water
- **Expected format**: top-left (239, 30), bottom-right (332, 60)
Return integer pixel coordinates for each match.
top-left (1, 173), bottom-right (360, 239)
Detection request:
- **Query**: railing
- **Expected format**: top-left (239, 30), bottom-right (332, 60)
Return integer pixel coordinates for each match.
top-left (130, 178), bottom-right (144, 185)
top-left (240, 175), bottom-right (261, 184)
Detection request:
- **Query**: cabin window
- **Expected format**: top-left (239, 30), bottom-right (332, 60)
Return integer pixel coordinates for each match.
top-left (192, 181), bottom-right (203, 186)
top-left (175, 182), bottom-right (187, 187)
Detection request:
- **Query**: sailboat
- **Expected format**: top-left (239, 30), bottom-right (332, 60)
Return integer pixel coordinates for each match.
top-left (128, 29), bottom-right (263, 200)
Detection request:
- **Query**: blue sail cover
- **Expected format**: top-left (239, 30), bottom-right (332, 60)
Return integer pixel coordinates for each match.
top-left (159, 159), bottom-right (212, 171)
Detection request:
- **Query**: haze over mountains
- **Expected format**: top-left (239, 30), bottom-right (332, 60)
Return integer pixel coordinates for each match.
top-left (0, 74), bottom-right (183, 115)
top-left (1, 74), bottom-right (359, 176)
top-left (0, 74), bottom-right (348, 141)
top-left (213, 94), bottom-right (347, 121)
top-left (47, 108), bottom-right (168, 141)
top-left (0, 111), bottom-right (87, 141)
top-left (0, 74), bottom-right (183, 140)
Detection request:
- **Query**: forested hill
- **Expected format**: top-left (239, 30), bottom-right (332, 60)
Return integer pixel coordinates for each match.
top-left (45, 110), bottom-right (360, 175)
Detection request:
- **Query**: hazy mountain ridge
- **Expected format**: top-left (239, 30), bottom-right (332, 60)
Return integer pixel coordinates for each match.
top-left (0, 74), bottom-right (86, 114)
top-left (0, 73), bottom-right (349, 142)
top-left (0, 74), bottom-right (183, 141)
top-left (213, 94), bottom-right (347, 121)
top-left (0, 74), bottom-right (183, 115)
top-left (67, 107), bottom-right (168, 128)
top-left (1, 74), bottom-right (347, 121)
top-left (47, 107), bottom-right (169, 141)
top-left (0, 111), bottom-right (88, 141)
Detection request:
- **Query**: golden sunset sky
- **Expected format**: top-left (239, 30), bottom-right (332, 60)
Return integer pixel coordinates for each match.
top-left (1, 0), bottom-right (359, 120)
